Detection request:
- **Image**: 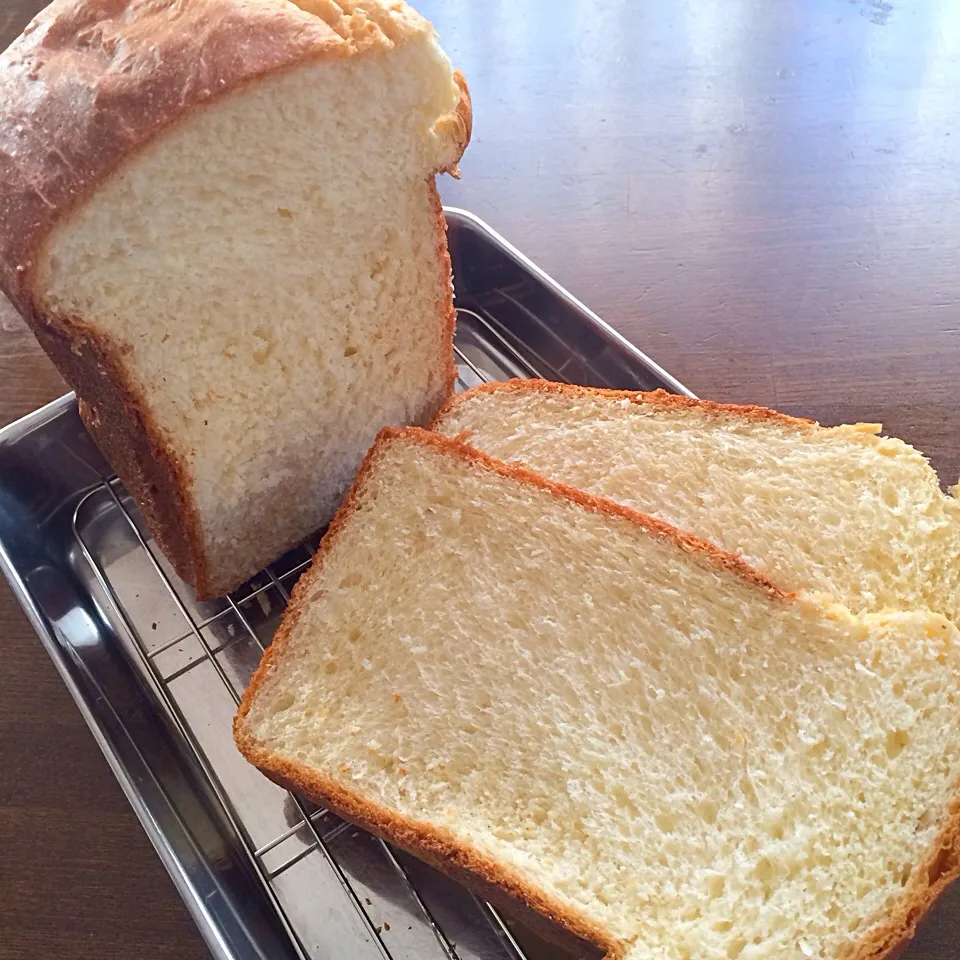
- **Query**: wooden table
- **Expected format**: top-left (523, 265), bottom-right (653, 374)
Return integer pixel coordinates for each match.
top-left (2, 1), bottom-right (958, 957)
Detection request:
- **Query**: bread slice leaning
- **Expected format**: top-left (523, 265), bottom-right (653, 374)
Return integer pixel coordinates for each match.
top-left (235, 426), bottom-right (960, 960)
top-left (433, 380), bottom-right (960, 624)
top-left (0, 0), bottom-right (471, 598)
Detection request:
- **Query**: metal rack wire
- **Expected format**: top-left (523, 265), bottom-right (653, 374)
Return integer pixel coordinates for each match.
top-left (70, 314), bottom-right (547, 960)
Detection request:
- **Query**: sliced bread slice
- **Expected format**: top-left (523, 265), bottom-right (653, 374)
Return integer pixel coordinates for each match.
top-left (433, 380), bottom-right (960, 623)
top-left (0, 0), bottom-right (470, 598)
top-left (235, 426), bottom-right (960, 960)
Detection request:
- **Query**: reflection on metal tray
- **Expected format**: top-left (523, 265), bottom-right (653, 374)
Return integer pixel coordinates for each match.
top-left (0, 209), bottom-right (691, 960)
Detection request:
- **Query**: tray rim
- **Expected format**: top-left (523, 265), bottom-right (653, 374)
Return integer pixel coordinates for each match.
top-left (0, 206), bottom-right (691, 960)
top-left (444, 207), bottom-right (694, 400)
top-left (0, 399), bottom-right (240, 960)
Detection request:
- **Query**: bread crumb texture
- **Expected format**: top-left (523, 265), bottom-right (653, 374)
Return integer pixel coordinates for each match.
top-left (435, 382), bottom-right (960, 625)
top-left (239, 430), bottom-right (960, 960)
top-left (17, 0), bottom-right (466, 592)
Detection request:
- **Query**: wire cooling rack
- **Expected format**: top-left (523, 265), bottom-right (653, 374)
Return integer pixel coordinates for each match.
top-left (69, 311), bottom-right (561, 960)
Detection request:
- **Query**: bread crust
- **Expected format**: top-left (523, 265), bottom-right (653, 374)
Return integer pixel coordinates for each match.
top-left (430, 377), bottom-right (820, 432)
top-left (436, 69), bottom-right (472, 177)
top-left (847, 802), bottom-right (960, 960)
top-left (426, 181), bottom-right (460, 408)
top-left (410, 426), bottom-right (792, 600)
top-left (246, 761), bottom-right (621, 958)
top-left (235, 425), bottom-right (960, 960)
top-left (31, 311), bottom-right (209, 591)
top-left (0, 0), bottom-right (471, 599)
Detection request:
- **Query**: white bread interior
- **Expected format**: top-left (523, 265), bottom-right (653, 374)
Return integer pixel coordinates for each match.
top-left (434, 382), bottom-right (960, 624)
top-left (236, 428), bottom-right (960, 960)
top-left (36, 27), bottom-right (465, 595)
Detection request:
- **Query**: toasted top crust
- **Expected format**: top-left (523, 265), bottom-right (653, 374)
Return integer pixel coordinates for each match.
top-left (0, 0), bottom-right (468, 313)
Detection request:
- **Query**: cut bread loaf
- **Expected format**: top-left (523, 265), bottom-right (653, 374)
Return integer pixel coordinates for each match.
top-left (235, 426), bottom-right (960, 960)
top-left (433, 380), bottom-right (960, 624)
top-left (0, 0), bottom-right (470, 598)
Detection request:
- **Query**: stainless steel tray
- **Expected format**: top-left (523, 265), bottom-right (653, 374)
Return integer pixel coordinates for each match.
top-left (0, 208), bottom-right (691, 960)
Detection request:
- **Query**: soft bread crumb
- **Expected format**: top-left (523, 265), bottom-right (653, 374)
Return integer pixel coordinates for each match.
top-left (35, 14), bottom-right (466, 595)
top-left (434, 381), bottom-right (960, 624)
top-left (237, 429), bottom-right (960, 960)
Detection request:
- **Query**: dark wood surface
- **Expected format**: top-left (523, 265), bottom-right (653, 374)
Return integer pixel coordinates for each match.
top-left (2, 1), bottom-right (959, 957)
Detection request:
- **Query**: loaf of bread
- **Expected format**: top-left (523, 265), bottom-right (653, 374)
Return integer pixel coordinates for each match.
top-left (0, 0), bottom-right (470, 598)
top-left (433, 380), bottom-right (960, 623)
top-left (235, 426), bottom-right (960, 960)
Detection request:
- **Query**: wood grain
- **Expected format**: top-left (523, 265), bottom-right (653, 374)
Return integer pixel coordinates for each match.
top-left (2, 0), bottom-right (959, 957)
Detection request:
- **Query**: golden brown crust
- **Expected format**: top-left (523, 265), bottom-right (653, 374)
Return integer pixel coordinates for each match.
top-left (246, 759), bottom-right (623, 958)
top-left (847, 803), bottom-right (960, 960)
top-left (435, 69), bottom-right (472, 178)
top-left (423, 66), bottom-right (470, 406)
top-left (80, 392), bottom-right (210, 594)
top-left (27, 309), bottom-right (212, 593)
top-left (430, 377), bottom-right (819, 433)
top-left (426, 183), bottom-right (459, 405)
top-left (0, 0), bottom-right (469, 599)
top-left (233, 426), bottom-right (801, 958)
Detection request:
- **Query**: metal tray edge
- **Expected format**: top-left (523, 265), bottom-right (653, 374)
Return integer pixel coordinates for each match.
top-left (442, 207), bottom-right (696, 400)
top-left (0, 533), bottom-right (237, 960)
